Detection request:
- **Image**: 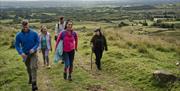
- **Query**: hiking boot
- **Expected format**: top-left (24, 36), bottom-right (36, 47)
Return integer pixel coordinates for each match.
top-left (32, 82), bottom-right (38, 91)
top-left (68, 74), bottom-right (72, 81)
top-left (97, 67), bottom-right (102, 70)
top-left (63, 73), bottom-right (67, 80)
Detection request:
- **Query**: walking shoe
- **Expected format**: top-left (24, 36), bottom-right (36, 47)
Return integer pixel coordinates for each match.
top-left (98, 68), bottom-right (102, 70)
top-left (68, 74), bottom-right (72, 81)
top-left (32, 81), bottom-right (38, 91)
top-left (63, 73), bottom-right (67, 80)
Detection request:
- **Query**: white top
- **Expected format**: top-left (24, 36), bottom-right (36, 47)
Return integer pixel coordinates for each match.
top-left (55, 21), bottom-right (66, 36)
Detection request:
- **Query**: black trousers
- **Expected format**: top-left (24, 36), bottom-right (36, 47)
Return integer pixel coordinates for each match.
top-left (94, 49), bottom-right (103, 70)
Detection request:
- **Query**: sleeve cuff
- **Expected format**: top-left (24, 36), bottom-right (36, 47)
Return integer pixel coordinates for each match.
top-left (19, 52), bottom-right (24, 55)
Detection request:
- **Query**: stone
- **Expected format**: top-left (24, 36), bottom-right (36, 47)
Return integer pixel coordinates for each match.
top-left (153, 70), bottom-right (177, 83)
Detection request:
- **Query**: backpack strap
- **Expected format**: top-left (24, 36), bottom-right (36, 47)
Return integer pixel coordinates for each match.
top-left (57, 23), bottom-right (59, 30)
top-left (72, 32), bottom-right (77, 39)
top-left (60, 31), bottom-right (65, 40)
top-left (60, 31), bottom-right (77, 40)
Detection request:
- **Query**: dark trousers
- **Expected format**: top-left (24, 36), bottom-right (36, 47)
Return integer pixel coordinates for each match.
top-left (25, 53), bottom-right (38, 82)
top-left (94, 49), bottom-right (103, 70)
top-left (63, 50), bottom-right (75, 74)
top-left (41, 49), bottom-right (49, 66)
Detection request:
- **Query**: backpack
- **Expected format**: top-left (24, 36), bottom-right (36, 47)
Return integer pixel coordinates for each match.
top-left (57, 21), bottom-right (66, 31)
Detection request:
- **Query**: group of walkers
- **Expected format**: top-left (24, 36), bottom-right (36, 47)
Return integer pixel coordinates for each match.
top-left (15, 17), bottom-right (108, 91)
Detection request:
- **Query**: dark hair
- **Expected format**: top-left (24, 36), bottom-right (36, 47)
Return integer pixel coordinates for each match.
top-left (64, 19), bottom-right (73, 29)
top-left (59, 16), bottom-right (64, 20)
top-left (22, 19), bottom-right (29, 26)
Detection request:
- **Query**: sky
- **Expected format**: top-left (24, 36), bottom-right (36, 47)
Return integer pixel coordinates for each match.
top-left (0, 0), bottom-right (118, 1)
top-left (1, 0), bottom-right (177, 3)
top-left (1, 0), bottom-right (120, 1)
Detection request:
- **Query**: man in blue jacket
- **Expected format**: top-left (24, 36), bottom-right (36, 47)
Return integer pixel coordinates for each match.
top-left (15, 20), bottom-right (39, 91)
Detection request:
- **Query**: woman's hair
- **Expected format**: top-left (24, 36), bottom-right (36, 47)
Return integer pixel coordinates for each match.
top-left (40, 25), bottom-right (47, 32)
top-left (64, 19), bottom-right (73, 29)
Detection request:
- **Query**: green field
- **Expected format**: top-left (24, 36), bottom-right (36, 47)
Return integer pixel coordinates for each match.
top-left (0, 19), bottom-right (13, 24)
top-left (0, 20), bottom-right (180, 91)
top-left (0, 2), bottom-right (180, 90)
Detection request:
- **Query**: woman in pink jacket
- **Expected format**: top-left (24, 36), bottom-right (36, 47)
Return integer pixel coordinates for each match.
top-left (55, 20), bottom-right (78, 81)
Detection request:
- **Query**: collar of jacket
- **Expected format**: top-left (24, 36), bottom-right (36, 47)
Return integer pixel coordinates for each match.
top-left (21, 28), bottom-right (31, 33)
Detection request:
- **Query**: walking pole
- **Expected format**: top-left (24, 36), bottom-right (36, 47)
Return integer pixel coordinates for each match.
top-left (67, 66), bottom-right (70, 80)
top-left (91, 49), bottom-right (93, 70)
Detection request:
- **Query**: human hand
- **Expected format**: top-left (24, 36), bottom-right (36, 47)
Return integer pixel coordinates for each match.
top-left (39, 50), bottom-right (41, 53)
top-left (21, 53), bottom-right (27, 62)
top-left (29, 49), bottom-right (35, 54)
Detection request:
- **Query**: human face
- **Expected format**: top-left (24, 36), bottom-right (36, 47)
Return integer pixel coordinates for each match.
top-left (22, 24), bottom-right (29, 32)
top-left (95, 31), bottom-right (100, 36)
top-left (60, 19), bottom-right (64, 24)
top-left (67, 22), bottom-right (73, 30)
top-left (42, 27), bottom-right (47, 34)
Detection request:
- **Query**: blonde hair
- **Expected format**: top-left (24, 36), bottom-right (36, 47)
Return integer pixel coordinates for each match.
top-left (40, 25), bottom-right (47, 32)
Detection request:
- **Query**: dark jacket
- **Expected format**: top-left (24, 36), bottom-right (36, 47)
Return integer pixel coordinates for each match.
top-left (91, 35), bottom-right (107, 51)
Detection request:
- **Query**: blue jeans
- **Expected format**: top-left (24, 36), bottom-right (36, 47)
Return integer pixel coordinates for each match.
top-left (63, 50), bottom-right (75, 73)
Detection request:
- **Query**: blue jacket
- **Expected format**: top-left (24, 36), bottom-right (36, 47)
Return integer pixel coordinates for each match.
top-left (15, 29), bottom-right (39, 55)
top-left (54, 40), bottom-right (63, 64)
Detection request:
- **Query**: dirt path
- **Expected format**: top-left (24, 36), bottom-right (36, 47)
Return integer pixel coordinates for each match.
top-left (37, 53), bottom-right (55, 91)
top-left (35, 51), bottom-right (138, 91)
top-left (74, 52), bottom-right (139, 91)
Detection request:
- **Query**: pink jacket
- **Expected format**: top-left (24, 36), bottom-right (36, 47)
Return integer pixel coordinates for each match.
top-left (55, 30), bottom-right (78, 52)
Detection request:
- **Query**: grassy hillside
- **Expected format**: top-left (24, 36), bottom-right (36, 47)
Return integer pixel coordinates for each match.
top-left (0, 26), bottom-right (31, 91)
top-left (77, 22), bottom-right (180, 91)
top-left (0, 21), bottom-right (180, 91)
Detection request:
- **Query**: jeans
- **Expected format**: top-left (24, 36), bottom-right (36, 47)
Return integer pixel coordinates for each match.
top-left (63, 50), bottom-right (75, 74)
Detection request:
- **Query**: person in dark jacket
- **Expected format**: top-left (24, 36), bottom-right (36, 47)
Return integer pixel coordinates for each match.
top-left (90, 28), bottom-right (108, 70)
